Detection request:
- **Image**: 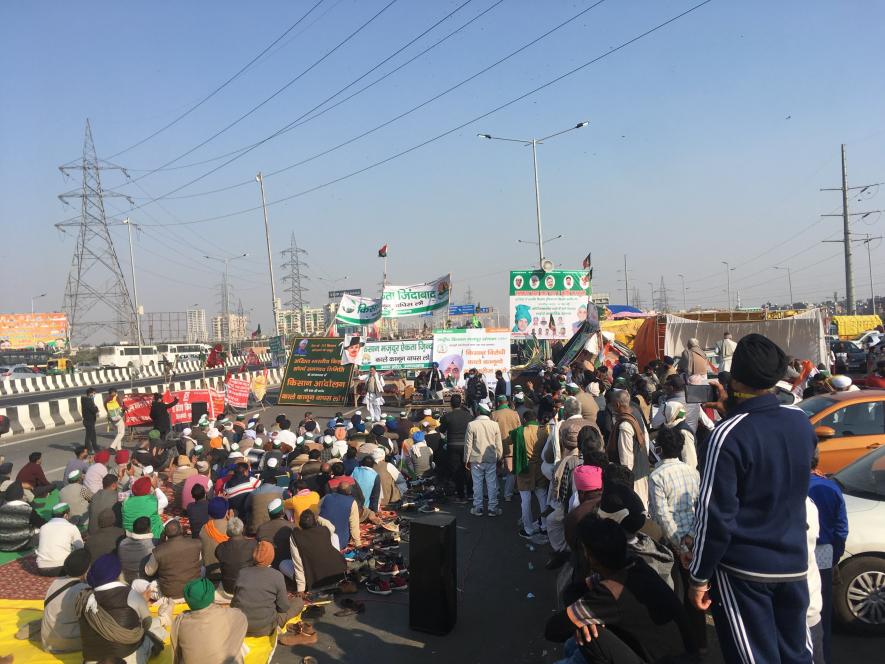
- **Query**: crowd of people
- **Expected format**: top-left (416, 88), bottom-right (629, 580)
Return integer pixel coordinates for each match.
top-left (1, 406), bottom-right (448, 662)
top-left (0, 328), bottom-right (857, 663)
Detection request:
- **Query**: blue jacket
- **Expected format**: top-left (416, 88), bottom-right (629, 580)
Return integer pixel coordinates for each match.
top-left (690, 394), bottom-right (815, 584)
top-left (320, 493), bottom-right (355, 550)
top-left (808, 474), bottom-right (849, 563)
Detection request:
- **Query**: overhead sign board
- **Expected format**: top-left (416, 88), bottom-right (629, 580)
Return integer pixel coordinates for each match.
top-left (328, 288), bottom-right (362, 300)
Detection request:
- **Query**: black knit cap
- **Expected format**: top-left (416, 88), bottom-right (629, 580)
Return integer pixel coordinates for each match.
top-left (730, 333), bottom-right (787, 390)
top-left (598, 482), bottom-right (646, 534)
top-left (63, 548), bottom-right (92, 577)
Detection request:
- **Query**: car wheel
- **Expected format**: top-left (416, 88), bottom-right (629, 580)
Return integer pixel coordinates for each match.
top-left (834, 556), bottom-right (885, 634)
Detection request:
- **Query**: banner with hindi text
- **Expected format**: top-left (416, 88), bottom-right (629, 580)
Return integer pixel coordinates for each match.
top-left (278, 337), bottom-right (354, 406)
top-left (335, 293), bottom-right (383, 326)
top-left (381, 274), bottom-right (451, 318)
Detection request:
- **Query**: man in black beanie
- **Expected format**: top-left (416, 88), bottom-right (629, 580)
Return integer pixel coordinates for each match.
top-left (684, 333), bottom-right (816, 664)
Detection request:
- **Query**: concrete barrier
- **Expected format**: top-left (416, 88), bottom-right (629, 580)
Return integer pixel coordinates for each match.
top-left (0, 354), bottom-right (273, 396)
top-left (0, 367), bottom-right (283, 436)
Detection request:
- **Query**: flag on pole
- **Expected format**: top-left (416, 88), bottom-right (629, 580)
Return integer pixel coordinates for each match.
top-left (251, 324), bottom-right (261, 339)
top-left (378, 244), bottom-right (388, 258)
top-left (582, 252), bottom-right (592, 270)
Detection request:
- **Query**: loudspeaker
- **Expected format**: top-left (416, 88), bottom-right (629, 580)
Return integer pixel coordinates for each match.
top-left (409, 513), bottom-right (457, 635)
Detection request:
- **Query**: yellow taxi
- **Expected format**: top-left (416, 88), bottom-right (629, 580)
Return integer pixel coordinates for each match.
top-left (798, 390), bottom-right (885, 474)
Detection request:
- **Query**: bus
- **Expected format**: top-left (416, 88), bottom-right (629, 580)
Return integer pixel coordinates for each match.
top-left (156, 343), bottom-right (211, 363)
top-left (98, 345), bottom-right (160, 369)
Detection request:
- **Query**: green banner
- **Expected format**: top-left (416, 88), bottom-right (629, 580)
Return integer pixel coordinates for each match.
top-left (509, 269), bottom-right (591, 340)
top-left (381, 274), bottom-right (451, 318)
top-left (359, 339), bottom-right (434, 371)
top-left (278, 337), bottom-right (354, 406)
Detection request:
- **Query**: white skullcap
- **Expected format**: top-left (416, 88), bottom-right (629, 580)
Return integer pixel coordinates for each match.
top-left (182, 427), bottom-right (192, 436)
top-left (142, 465), bottom-right (154, 476)
top-left (228, 451), bottom-right (245, 460)
top-left (831, 375), bottom-right (852, 389)
top-left (589, 382), bottom-right (601, 396)
top-left (371, 447), bottom-right (386, 463)
top-left (266, 457), bottom-right (279, 468)
top-left (423, 409), bottom-right (432, 416)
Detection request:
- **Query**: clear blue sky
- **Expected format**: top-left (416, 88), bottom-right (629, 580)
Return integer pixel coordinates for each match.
top-left (1, 0), bottom-right (884, 337)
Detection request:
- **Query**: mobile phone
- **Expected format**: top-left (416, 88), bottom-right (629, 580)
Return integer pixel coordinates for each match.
top-left (684, 384), bottom-right (718, 404)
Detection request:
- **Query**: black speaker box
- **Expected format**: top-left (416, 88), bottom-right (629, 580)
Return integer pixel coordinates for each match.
top-left (408, 513), bottom-right (457, 635)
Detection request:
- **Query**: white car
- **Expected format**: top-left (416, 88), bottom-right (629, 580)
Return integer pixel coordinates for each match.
top-left (0, 364), bottom-right (38, 380)
top-left (832, 445), bottom-right (885, 633)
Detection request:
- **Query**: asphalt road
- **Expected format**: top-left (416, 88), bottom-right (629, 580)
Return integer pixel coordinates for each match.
top-left (1, 399), bottom-right (879, 662)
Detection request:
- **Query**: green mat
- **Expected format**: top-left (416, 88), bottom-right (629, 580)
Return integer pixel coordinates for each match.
top-left (0, 489), bottom-right (60, 566)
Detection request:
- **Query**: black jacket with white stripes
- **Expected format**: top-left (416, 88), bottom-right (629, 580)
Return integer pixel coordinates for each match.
top-left (689, 393), bottom-right (815, 585)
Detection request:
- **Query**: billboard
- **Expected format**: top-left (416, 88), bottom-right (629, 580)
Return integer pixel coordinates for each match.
top-left (341, 337), bottom-right (434, 371)
top-left (432, 328), bottom-right (510, 390)
top-left (509, 270), bottom-right (591, 341)
top-left (328, 288), bottom-right (362, 300)
top-left (0, 312), bottom-right (68, 350)
top-left (382, 274), bottom-right (451, 318)
top-left (278, 337), bottom-right (354, 406)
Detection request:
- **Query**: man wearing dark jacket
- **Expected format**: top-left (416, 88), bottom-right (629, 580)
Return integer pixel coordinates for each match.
top-left (149, 393), bottom-right (179, 440)
top-left (686, 334), bottom-right (815, 664)
top-left (439, 394), bottom-right (474, 501)
top-left (80, 388), bottom-right (99, 453)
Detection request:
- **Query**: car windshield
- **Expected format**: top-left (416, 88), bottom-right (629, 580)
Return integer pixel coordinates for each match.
top-left (796, 395), bottom-right (837, 419)
top-left (833, 446), bottom-right (885, 500)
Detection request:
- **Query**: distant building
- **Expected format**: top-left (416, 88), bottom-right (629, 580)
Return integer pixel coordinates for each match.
top-left (591, 292), bottom-right (610, 306)
top-left (212, 314), bottom-right (247, 342)
top-left (276, 309), bottom-right (304, 336)
top-left (303, 307), bottom-right (326, 336)
top-left (186, 309), bottom-right (207, 343)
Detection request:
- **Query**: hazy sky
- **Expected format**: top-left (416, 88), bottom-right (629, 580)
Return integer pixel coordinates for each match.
top-left (1, 0), bottom-right (884, 338)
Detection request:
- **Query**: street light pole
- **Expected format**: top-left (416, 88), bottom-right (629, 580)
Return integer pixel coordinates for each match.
top-left (676, 274), bottom-right (686, 311)
top-left (256, 172), bottom-right (279, 337)
top-left (122, 218), bottom-right (144, 371)
top-left (648, 282), bottom-right (655, 311)
top-left (478, 121), bottom-right (589, 269)
top-left (774, 266), bottom-right (793, 308)
top-left (721, 261), bottom-right (732, 311)
top-left (30, 293), bottom-right (46, 314)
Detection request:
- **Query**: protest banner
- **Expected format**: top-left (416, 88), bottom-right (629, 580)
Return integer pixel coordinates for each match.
top-left (432, 328), bottom-right (511, 391)
top-left (381, 274), bottom-right (451, 318)
top-left (225, 377), bottom-right (250, 408)
top-left (251, 371), bottom-right (268, 402)
top-left (509, 270), bottom-right (591, 341)
top-left (336, 293), bottom-right (382, 326)
top-left (358, 339), bottom-right (434, 370)
top-left (278, 337), bottom-right (355, 406)
top-left (268, 335), bottom-right (287, 368)
top-left (123, 389), bottom-right (223, 427)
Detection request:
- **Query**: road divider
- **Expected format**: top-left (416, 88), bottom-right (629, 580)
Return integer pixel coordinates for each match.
top-left (0, 367), bottom-right (283, 437)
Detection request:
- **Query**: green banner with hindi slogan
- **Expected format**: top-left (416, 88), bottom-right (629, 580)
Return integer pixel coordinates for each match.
top-left (277, 337), bottom-right (354, 406)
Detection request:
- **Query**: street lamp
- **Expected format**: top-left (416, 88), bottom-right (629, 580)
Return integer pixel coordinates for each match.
top-left (721, 261), bottom-right (733, 311)
top-left (648, 282), bottom-right (655, 311)
top-left (255, 172), bottom-right (279, 336)
top-left (30, 293), bottom-right (47, 314)
top-left (773, 266), bottom-right (794, 308)
top-left (205, 253), bottom-right (249, 355)
top-left (120, 218), bottom-right (145, 372)
top-left (676, 274), bottom-right (687, 311)
top-left (478, 121), bottom-right (589, 269)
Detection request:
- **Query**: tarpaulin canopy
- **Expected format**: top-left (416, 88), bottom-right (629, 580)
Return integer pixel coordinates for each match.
top-left (663, 309), bottom-right (827, 366)
top-left (605, 305), bottom-right (643, 315)
top-left (832, 315), bottom-right (883, 339)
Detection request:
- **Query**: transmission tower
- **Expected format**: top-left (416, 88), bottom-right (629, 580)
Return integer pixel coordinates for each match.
top-left (55, 120), bottom-right (136, 344)
top-left (280, 233), bottom-right (309, 316)
top-left (658, 276), bottom-right (670, 312)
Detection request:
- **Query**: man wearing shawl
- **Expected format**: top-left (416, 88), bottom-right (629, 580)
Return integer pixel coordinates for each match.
top-left (511, 409), bottom-right (549, 539)
top-left (171, 576), bottom-right (249, 663)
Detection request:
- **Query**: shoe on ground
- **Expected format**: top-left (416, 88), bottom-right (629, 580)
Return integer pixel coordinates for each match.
top-left (337, 580), bottom-right (358, 594)
top-left (367, 579), bottom-right (392, 595)
top-left (487, 507), bottom-right (503, 517)
top-left (390, 575), bottom-right (409, 592)
top-left (469, 507), bottom-right (484, 516)
top-left (518, 528), bottom-right (535, 540)
top-left (278, 631), bottom-right (318, 647)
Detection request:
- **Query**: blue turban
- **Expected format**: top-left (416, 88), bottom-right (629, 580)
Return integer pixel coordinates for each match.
top-left (412, 431), bottom-right (426, 443)
top-left (208, 497), bottom-right (229, 519)
top-left (86, 553), bottom-right (122, 588)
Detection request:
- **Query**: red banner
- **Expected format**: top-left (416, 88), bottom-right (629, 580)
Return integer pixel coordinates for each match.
top-left (123, 389), bottom-right (225, 427)
top-left (225, 378), bottom-right (250, 409)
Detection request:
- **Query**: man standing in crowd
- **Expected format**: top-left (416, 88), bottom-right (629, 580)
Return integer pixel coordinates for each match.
top-left (439, 394), bottom-right (473, 503)
top-left (491, 394), bottom-right (520, 503)
top-left (686, 333), bottom-right (815, 664)
top-left (465, 403), bottom-right (503, 517)
top-left (81, 387), bottom-right (99, 454)
top-left (149, 392), bottom-right (179, 440)
top-left (362, 366), bottom-right (385, 422)
top-left (716, 331), bottom-right (737, 371)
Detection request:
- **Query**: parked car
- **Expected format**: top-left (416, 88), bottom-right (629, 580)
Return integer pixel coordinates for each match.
top-left (831, 445), bottom-right (885, 634)
top-left (853, 330), bottom-right (884, 350)
top-left (798, 391), bottom-right (885, 474)
top-left (831, 339), bottom-right (868, 373)
top-left (0, 364), bottom-right (39, 380)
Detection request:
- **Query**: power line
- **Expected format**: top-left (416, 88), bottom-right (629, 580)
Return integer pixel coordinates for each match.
top-left (105, 0), bottom-right (327, 159)
top-left (120, 0), bottom-right (494, 179)
top-left (126, 0), bottom-right (400, 183)
top-left (135, 0), bottom-right (716, 228)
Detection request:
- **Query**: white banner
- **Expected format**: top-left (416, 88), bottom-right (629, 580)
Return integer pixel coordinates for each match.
top-left (432, 328), bottom-right (510, 390)
top-left (335, 293), bottom-right (382, 326)
top-left (382, 274), bottom-right (451, 318)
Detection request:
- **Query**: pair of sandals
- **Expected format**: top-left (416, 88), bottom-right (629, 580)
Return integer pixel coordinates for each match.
top-left (334, 598), bottom-right (366, 617)
top-left (286, 621), bottom-right (316, 637)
